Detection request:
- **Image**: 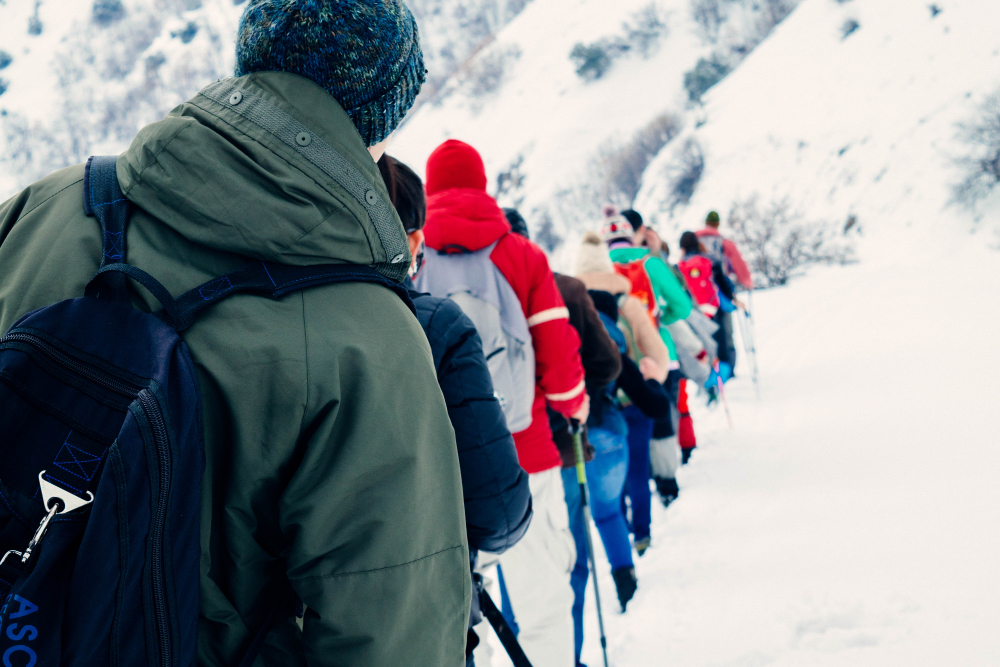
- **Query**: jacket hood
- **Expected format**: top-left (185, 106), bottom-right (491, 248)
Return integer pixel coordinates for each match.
top-left (116, 71), bottom-right (411, 282)
top-left (423, 188), bottom-right (510, 252)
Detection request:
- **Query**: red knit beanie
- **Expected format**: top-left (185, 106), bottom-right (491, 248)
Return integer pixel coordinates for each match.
top-left (425, 139), bottom-right (488, 195)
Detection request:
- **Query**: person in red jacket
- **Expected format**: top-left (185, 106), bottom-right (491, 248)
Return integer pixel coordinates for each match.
top-left (423, 139), bottom-right (587, 667)
top-left (695, 210), bottom-right (753, 289)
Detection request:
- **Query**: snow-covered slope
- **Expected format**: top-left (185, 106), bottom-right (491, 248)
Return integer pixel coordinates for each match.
top-left (391, 0), bottom-right (712, 230)
top-left (638, 0), bottom-right (1000, 244)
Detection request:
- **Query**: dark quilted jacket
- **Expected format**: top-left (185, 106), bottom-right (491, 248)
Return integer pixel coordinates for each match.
top-left (407, 286), bottom-right (533, 553)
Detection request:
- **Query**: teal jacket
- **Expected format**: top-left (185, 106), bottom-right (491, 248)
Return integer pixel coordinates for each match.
top-left (609, 246), bottom-right (694, 362)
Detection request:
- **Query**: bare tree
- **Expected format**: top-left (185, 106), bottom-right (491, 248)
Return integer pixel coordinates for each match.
top-left (953, 92), bottom-right (1000, 208)
top-left (592, 113), bottom-right (681, 209)
top-left (727, 195), bottom-right (854, 287)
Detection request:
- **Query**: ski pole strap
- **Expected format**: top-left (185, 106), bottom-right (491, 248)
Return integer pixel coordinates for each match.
top-left (479, 588), bottom-right (533, 667)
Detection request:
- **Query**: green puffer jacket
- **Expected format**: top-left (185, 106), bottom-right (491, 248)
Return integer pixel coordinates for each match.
top-left (0, 72), bottom-right (470, 666)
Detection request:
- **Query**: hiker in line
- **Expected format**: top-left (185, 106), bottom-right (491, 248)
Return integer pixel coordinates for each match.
top-left (696, 211), bottom-right (753, 376)
top-left (380, 156), bottom-right (533, 666)
top-left (679, 231), bottom-right (737, 398)
top-left (604, 211), bottom-right (694, 556)
top-left (0, 1), bottom-right (472, 664)
top-left (575, 231), bottom-right (671, 617)
top-left (503, 217), bottom-right (630, 663)
top-left (417, 140), bottom-right (587, 667)
top-left (616, 211), bottom-right (715, 488)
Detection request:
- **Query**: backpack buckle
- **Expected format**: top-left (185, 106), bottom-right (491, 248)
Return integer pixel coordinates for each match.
top-left (18, 471), bottom-right (94, 566)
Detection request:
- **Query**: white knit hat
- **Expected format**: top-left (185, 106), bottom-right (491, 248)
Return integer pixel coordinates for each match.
top-left (576, 232), bottom-right (615, 275)
top-left (600, 215), bottom-right (634, 244)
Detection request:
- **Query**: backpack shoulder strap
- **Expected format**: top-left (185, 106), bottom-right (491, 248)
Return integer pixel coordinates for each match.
top-left (83, 156), bottom-right (132, 302)
top-left (166, 261), bottom-right (414, 331)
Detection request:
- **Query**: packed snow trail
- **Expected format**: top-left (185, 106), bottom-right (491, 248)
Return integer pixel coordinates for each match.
top-left (483, 231), bottom-right (1000, 666)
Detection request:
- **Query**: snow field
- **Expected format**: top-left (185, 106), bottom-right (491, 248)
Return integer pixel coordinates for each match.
top-left (481, 233), bottom-right (1000, 666)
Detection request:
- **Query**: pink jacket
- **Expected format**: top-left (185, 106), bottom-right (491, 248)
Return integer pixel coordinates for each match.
top-left (695, 228), bottom-right (753, 289)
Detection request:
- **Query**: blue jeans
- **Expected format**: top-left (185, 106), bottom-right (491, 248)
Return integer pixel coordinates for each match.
top-left (623, 404), bottom-right (654, 542)
top-left (561, 425), bottom-right (632, 664)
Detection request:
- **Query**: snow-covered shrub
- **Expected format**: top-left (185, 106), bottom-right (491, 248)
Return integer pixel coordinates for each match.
top-left (727, 195), bottom-right (854, 287)
top-left (953, 92), bottom-right (1000, 208)
top-left (173, 21), bottom-right (199, 44)
top-left (570, 3), bottom-right (667, 81)
top-left (692, 0), bottom-right (799, 57)
top-left (663, 138), bottom-right (704, 211)
top-left (0, 51), bottom-right (12, 70)
top-left (0, 2), bottom-right (235, 191)
top-left (494, 153), bottom-right (526, 209)
top-left (93, 0), bottom-right (126, 26)
top-left (462, 43), bottom-right (521, 101)
top-left (691, 0), bottom-right (727, 42)
top-left (684, 54), bottom-right (731, 102)
top-left (622, 3), bottom-right (668, 58)
top-left (592, 113), bottom-right (681, 208)
top-left (27, 1), bottom-right (43, 35)
top-left (0, 79), bottom-right (8, 97)
top-left (533, 209), bottom-right (563, 253)
top-left (840, 18), bottom-right (860, 39)
top-left (408, 0), bottom-right (533, 107)
top-left (570, 42), bottom-right (615, 81)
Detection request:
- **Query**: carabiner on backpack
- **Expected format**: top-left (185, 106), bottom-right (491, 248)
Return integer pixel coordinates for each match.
top-left (16, 471), bottom-right (94, 566)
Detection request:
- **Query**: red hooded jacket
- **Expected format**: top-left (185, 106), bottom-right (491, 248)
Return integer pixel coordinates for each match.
top-left (423, 140), bottom-right (586, 474)
top-left (695, 227), bottom-right (753, 289)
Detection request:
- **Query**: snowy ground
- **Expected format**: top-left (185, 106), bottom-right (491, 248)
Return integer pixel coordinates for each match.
top-left (483, 226), bottom-right (1000, 666)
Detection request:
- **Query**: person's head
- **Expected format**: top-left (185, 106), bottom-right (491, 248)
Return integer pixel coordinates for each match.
top-left (235, 0), bottom-right (426, 151)
top-left (504, 208), bottom-right (529, 239)
top-left (425, 139), bottom-right (488, 195)
top-left (620, 209), bottom-right (643, 231)
top-left (679, 231), bottom-right (701, 255)
top-left (576, 231), bottom-right (614, 275)
top-left (601, 215), bottom-right (634, 249)
top-left (377, 154), bottom-right (426, 272)
top-left (705, 210), bottom-right (721, 228)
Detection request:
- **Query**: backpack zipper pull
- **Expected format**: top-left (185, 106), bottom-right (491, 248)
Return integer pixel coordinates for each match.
top-left (19, 471), bottom-right (94, 565)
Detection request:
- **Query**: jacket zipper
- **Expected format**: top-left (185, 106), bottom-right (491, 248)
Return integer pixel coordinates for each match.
top-left (0, 332), bottom-right (143, 397)
top-left (139, 389), bottom-right (171, 667)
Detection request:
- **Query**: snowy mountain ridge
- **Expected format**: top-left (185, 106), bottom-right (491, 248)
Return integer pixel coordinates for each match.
top-left (0, 0), bottom-right (532, 196)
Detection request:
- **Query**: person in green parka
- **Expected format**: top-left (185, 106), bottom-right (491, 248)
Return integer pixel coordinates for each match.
top-left (0, 1), bottom-right (471, 665)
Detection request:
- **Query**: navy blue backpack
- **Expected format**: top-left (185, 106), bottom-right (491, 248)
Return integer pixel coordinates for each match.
top-left (0, 156), bottom-right (411, 666)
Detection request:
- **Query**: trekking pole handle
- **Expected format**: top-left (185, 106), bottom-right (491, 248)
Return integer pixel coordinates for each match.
top-left (569, 420), bottom-right (587, 487)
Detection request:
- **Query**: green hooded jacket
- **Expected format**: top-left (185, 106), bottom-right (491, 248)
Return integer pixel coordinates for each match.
top-left (609, 246), bottom-right (693, 363)
top-left (0, 73), bottom-right (470, 666)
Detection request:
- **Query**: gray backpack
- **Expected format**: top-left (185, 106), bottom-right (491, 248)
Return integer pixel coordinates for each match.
top-left (414, 242), bottom-right (536, 432)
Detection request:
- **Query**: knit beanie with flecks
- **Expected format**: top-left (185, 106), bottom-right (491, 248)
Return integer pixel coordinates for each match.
top-left (235, 0), bottom-right (426, 147)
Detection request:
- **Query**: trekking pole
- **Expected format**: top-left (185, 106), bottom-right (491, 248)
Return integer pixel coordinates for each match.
top-left (478, 580), bottom-right (533, 667)
top-left (736, 301), bottom-right (760, 399)
top-left (712, 360), bottom-right (734, 429)
top-left (570, 420), bottom-right (611, 667)
top-left (746, 290), bottom-right (761, 397)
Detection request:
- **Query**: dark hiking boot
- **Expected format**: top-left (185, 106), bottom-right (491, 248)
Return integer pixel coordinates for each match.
top-left (655, 476), bottom-right (679, 507)
top-left (634, 536), bottom-right (651, 557)
top-left (706, 385), bottom-right (718, 407)
top-left (612, 566), bottom-right (638, 611)
top-left (681, 447), bottom-right (694, 465)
